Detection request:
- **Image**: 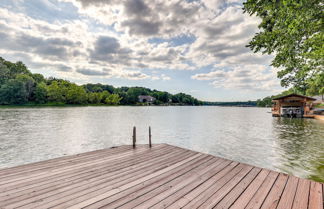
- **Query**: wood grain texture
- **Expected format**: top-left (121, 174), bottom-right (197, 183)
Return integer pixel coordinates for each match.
top-left (308, 181), bottom-right (323, 209)
top-left (229, 169), bottom-right (270, 209)
top-left (260, 173), bottom-right (289, 209)
top-left (0, 144), bottom-right (322, 209)
top-left (276, 176), bottom-right (299, 209)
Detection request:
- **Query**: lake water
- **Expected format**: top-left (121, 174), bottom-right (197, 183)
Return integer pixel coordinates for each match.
top-left (0, 106), bottom-right (323, 182)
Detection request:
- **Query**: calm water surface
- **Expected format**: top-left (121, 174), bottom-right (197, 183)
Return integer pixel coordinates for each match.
top-left (0, 106), bottom-right (323, 182)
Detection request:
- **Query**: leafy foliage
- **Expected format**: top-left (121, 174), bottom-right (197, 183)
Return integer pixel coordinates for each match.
top-left (256, 88), bottom-right (305, 107)
top-left (0, 57), bottom-right (201, 106)
top-left (34, 82), bottom-right (48, 104)
top-left (243, 0), bottom-right (323, 95)
top-left (66, 84), bottom-right (87, 104)
top-left (0, 79), bottom-right (28, 104)
top-left (256, 97), bottom-right (272, 107)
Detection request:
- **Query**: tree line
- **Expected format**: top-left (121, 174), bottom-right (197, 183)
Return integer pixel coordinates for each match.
top-left (202, 101), bottom-right (257, 106)
top-left (0, 57), bottom-right (202, 106)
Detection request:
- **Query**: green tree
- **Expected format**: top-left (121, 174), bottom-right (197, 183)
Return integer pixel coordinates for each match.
top-left (34, 82), bottom-right (48, 104)
top-left (0, 62), bottom-right (10, 85)
top-left (88, 92), bottom-right (103, 104)
top-left (32, 73), bottom-right (46, 83)
top-left (243, 0), bottom-right (323, 94)
top-left (153, 91), bottom-right (170, 103)
top-left (0, 57), bottom-right (31, 79)
top-left (83, 83), bottom-right (103, 93)
top-left (116, 91), bottom-right (128, 105)
top-left (256, 96), bottom-right (272, 107)
top-left (66, 84), bottom-right (87, 104)
top-left (100, 91), bottom-right (111, 103)
top-left (0, 79), bottom-right (28, 104)
top-left (306, 72), bottom-right (324, 96)
top-left (171, 93), bottom-right (197, 105)
top-left (47, 81), bottom-right (65, 103)
top-left (104, 94), bottom-right (121, 105)
top-left (83, 83), bottom-right (115, 93)
top-left (16, 74), bottom-right (35, 100)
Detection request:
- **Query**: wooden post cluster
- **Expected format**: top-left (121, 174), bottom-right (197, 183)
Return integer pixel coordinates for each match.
top-left (131, 126), bottom-right (152, 148)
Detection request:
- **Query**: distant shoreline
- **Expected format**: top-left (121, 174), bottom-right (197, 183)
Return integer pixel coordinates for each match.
top-left (0, 103), bottom-right (197, 108)
top-left (0, 104), bottom-right (262, 108)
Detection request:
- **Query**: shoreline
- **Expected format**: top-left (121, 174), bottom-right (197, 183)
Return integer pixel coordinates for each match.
top-left (0, 103), bottom-right (261, 108)
top-left (0, 103), bottom-right (202, 108)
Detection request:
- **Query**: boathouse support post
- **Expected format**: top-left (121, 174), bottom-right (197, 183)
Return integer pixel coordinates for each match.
top-left (132, 126), bottom-right (136, 148)
top-left (149, 126), bottom-right (152, 148)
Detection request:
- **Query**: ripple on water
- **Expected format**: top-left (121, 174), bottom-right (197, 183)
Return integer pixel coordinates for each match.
top-left (0, 106), bottom-right (323, 182)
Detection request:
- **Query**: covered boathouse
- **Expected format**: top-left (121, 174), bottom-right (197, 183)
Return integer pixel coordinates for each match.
top-left (272, 93), bottom-right (316, 118)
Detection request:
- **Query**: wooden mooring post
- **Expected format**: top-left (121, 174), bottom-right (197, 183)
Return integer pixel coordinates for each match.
top-left (149, 126), bottom-right (152, 148)
top-left (132, 126), bottom-right (136, 148)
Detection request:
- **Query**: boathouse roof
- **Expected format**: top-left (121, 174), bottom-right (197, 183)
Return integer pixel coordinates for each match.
top-left (272, 93), bottom-right (316, 101)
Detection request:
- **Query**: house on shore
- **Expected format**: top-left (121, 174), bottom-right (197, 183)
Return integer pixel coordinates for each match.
top-left (138, 95), bottom-right (156, 104)
top-left (272, 94), bottom-right (316, 118)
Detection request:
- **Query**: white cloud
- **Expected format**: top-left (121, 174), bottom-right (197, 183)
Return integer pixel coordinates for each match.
top-left (76, 68), bottom-right (111, 76)
top-left (192, 64), bottom-right (282, 92)
top-left (192, 71), bottom-right (226, 80)
top-left (118, 70), bottom-right (150, 80)
top-left (0, 0), bottom-right (282, 94)
top-left (152, 74), bottom-right (171, 81)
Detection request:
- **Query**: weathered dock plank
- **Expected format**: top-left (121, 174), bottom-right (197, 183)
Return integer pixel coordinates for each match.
top-left (0, 144), bottom-right (322, 209)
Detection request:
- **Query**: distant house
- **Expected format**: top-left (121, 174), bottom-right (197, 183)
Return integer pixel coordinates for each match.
top-left (272, 94), bottom-right (316, 118)
top-left (138, 95), bottom-right (156, 103)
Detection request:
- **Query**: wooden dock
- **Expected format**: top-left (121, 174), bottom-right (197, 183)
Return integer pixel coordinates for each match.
top-left (0, 144), bottom-right (323, 209)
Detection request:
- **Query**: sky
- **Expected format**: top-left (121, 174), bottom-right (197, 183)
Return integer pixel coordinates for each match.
top-left (0, 0), bottom-right (285, 101)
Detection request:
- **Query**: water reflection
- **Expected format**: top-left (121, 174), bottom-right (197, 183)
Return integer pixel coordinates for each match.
top-left (272, 118), bottom-right (324, 182)
top-left (0, 107), bottom-right (323, 182)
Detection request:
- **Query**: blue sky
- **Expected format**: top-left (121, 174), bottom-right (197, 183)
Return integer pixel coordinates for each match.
top-left (0, 0), bottom-right (284, 101)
